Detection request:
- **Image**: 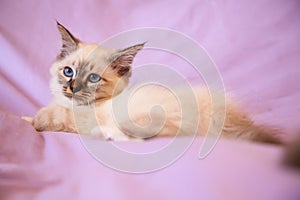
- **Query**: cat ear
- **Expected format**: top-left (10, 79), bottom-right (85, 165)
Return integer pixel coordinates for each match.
top-left (56, 21), bottom-right (80, 60)
top-left (109, 43), bottom-right (145, 76)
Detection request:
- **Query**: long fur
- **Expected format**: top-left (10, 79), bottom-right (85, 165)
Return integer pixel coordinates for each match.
top-left (23, 23), bottom-right (283, 144)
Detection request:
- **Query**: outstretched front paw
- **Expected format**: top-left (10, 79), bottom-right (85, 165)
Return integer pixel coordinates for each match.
top-left (21, 116), bottom-right (33, 124)
top-left (22, 105), bottom-right (77, 133)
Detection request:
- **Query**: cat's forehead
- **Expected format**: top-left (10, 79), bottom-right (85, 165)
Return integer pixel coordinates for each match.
top-left (61, 43), bottom-right (115, 68)
top-left (79, 43), bottom-right (115, 58)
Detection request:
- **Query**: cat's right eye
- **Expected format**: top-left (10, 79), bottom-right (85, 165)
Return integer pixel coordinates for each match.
top-left (63, 66), bottom-right (74, 77)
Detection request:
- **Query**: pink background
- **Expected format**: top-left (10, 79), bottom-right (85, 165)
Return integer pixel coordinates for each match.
top-left (1, 0), bottom-right (300, 199)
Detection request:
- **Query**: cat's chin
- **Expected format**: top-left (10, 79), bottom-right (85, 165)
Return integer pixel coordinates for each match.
top-left (61, 94), bottom-right (109, 106)
top-left (69, 96), bottom-right (93, 106)
top-left (55, 94), bottom-right (93, 107)
top-left (74, 101), bottom-right (94, 106)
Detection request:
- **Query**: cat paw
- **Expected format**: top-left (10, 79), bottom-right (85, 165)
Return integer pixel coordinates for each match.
top-left (29, 106), bottom-right (77, 133)
top-left (31, 107), bottom-right (61, 132)
top-left (21, 116), bottom-right (33, 124)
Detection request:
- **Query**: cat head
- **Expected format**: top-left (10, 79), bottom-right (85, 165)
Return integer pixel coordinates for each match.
top-left (50, 22), bottom-right (144, 106)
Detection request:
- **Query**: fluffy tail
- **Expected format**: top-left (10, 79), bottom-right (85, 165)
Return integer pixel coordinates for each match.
top-left (221, 104), bottom-right (283, 145)
top-left (245, 125), bottom-right (283, 145)
top-left (222, 121), bottom-right (283, 145)
top-left (283, 134), bottom-right (300, 169)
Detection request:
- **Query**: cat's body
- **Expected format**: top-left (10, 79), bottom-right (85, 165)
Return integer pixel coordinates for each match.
top-left (23, 22), bottom-right (282, 144)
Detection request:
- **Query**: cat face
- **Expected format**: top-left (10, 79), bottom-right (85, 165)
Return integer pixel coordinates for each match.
top-left (50, 22), bottom-right (144, 106)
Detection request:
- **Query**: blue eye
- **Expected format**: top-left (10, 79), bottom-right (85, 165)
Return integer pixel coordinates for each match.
top-left (63, 66), bottom-right (74, 77)
top-left (89, 73), bottom-right (101, 83)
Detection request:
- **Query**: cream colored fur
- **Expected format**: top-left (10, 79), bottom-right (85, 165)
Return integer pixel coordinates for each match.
top-left (22, 23), bottom-right (282, 144)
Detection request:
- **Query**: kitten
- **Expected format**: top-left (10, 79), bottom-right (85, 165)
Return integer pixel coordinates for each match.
top-left (22, 22), bottom-right (282, 144)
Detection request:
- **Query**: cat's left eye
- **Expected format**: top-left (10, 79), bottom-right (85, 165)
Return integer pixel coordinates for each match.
top-left (63, 66), bottom-right (74, 77)
top-left (88, 73), bottom-right (101, 83)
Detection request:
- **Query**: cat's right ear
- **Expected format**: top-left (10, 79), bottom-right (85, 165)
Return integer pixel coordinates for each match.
top-left (56, 21), bottom-right (80, 60)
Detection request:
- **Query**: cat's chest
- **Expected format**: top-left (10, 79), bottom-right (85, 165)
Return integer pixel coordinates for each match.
top-left (71, 103), bottom-right (114, 134)
top-left (91, 102), bottom-right (131, 140)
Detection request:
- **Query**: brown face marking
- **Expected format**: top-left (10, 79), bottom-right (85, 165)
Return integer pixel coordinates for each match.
top-left (53, 24), bottom-right (144, 105)
top-left (57, 59), bottom-right (104, 105)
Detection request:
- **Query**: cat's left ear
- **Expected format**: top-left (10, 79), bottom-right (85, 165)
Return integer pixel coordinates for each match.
top-left (109, 43), bottom-right (145, 76)
top-left (56, 21), bottom-right (80, 60)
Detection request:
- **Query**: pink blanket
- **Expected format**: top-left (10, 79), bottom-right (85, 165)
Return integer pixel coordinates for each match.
top-left (1, 0), bottom-right (300, 199)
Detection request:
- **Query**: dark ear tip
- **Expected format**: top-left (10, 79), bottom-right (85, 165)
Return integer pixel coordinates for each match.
top-left (55, 20), bottom-right (61, 26)
top-left (56, 21), bottom-right (65, 30)
top-left (132, 42), bottom-right (146, 51)
top-left (138, 41), bottom-right (147, 49)
top-left (55, 21), bottom-right (71, 34)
